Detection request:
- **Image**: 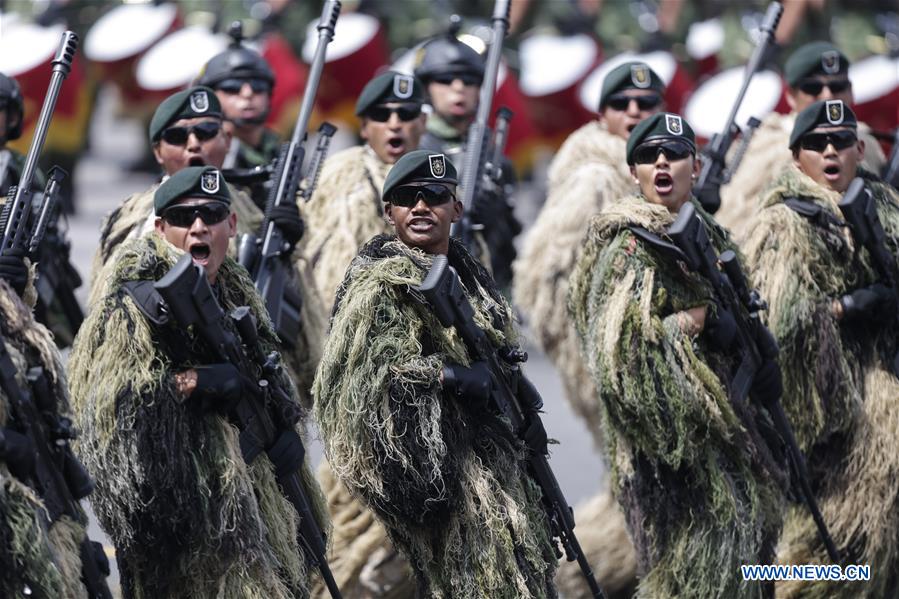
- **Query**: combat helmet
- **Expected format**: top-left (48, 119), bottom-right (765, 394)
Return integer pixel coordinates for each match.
top-left (414, 17), bottom-right (485, 85)
top-left (197, 21), bottom-right (275, 90)
top-left (0, 73), bottom-right (24, 141)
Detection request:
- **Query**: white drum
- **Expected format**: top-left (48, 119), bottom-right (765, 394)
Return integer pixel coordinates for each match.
top-left (0, 21), bottom-right (64, 76)
top-left (85, 3), bottom-right (179, 64)
top-left (849, 53), bottom-right (899, 134)
top-left (684, 66), bottom-right (785, 141)
top-left (136, 26), bottom-right (227, 93)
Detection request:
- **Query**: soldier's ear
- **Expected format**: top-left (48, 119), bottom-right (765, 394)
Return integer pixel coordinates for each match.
top-left (629, 165), bottom-right (638, 184)
top-left (152, 143), bottom-right (164, 166)
top-left (384, 202), bottom-right (395, 225)
top-left (451, 199), bottom-right (463, 223)
top-left (227, 211), bottom-right (237, 237)
top-left (856, 136), bottom-right (865, 158)
top-left (692, 156), bottom-right (702, 178)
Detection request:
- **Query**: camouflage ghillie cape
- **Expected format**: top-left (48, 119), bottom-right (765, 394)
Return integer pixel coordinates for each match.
top-left (513, 120), bottom-right (638, 597)
top-left (300, 145), bottom-right (393, 309)
top-left (569, 196), bottom-right (785, 598)
top-left (68, 234), bottom-right (329, 599)
top-left (0, 278), bottom-right (88, 599)
top-left (315, 234), bottom-right (558, 598)
top-left (88, 182), bottom-right (325, 409)
top-left (717, 111), bottom-right (885, 240)
top-left (743, 165), bottom-right (899, 598)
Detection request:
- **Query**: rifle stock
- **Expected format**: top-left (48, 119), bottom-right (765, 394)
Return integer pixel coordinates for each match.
top-left (694, 2), bottom-right (782, 213)
top-left (416, 255), bottom-right (607, 598)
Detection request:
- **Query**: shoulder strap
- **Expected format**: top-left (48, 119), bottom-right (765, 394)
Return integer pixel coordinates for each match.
top-left (783, 197), bottom-right (845, 229)
top-left (627, 225), bottom-right (690, 264)
top-left (121, 280), bottom-right (169, 326)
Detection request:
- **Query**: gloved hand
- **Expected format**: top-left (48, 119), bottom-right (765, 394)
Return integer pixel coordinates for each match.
top-left (0, 248), bottom-right (28, 296)
top-left (0, 426), bottom-right (36, 479)
top-left (703, 301), bottom-right (738, 351)
top-left (442, 361), bottom-right (493, 405)
top-left (751, 358), bottom-right (784, 403)
top-left (840, 283), bottom-right (896, 321)
top-left (193, 363), bottom-right (252, 414)
top-left (268, 202), bottom-right (304, 249)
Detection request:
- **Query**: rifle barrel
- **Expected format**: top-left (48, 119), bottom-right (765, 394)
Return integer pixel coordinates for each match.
top-left (292, 1), bottom-right (341, 147)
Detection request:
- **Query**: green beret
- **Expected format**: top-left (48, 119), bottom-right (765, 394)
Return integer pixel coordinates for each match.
top-left (626, 112), bottom-right (696, 164)
top-left (355, 71), bottom-right (426, 116)
top-left (784, 41), bottom-right (849, 87)
top-left (149, 86), bottom-right (222, 142)
top-left (789, 100), bottom-right (857, 149)
top-left (154, 166), bottom-right (232, 215)
top-left (599, 61), bottom-right (666, 110)
top-left (382, 150), bottom-right (458, 201)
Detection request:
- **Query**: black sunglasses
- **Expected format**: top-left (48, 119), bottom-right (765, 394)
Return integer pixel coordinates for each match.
top-left (216, 78), bottom-right (271, 94)
top-left (431, 72), bottom-right (483, 86)
top-left (606, 93), bottom-right (663, 112)
top-left (797, 78), bottom-right (851, 96)
top-left (366, 103), bottom-right (422, 123)
top-left (162, 201), bottom-right (230, 227)
top-left (632, 139), bottom-right (694, 165)
top-left (387, 183), bottom-right (455, 207)
top-left (161, 121), bottom-right (221, 145)
top-left (798, 129), bottom-right (857, 152)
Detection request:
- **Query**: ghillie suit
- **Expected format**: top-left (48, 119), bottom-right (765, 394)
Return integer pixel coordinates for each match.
top-left (743, 165), bottom-right (899, 598)
top-left (299, 144), bottom-right (415, 597)
top-left (513, 120), bottom-right (638, 598)
top-left (315, 234), bottom-right (559, 599)
top-left (300, 145), bottom-right (394, 309)
top-left (569, 196), bottom-right (785, 598)
top-left (717, 111), bottom-right (885, 241)
top-left (88, 182), bottom-right (325, 409)
top-left (0, 276), bottom-right (88, 599)
top-left (68, 233), bottom-right (329, 599)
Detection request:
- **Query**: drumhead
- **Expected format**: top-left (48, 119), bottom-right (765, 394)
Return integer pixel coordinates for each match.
top-left (849, 54), bottom-right (899, 104)
top-left (85, 3), bottom-right (179, 62)
top-left (519, 33), bottom-right (598, 97)
top-left (136, 26), bottom-right (227, 91)
top-left (686, 18), bottom-right (724, 60)
top-left (578, 51), bottom-right (676, 113)
top-left (684, 66), bottom-right (782, 139)
top-left (0, 22), bottom-right (64, 76)
top-left (302, 12), bottom-right (379, 62)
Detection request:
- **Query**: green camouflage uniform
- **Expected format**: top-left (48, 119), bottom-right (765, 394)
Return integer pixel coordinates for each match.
top-left (744, 165), bottom-right (899, 598)
top-left (315, 234), bottom-right (558, 598)
top-left (569, 195), bottom-right (784, 598)
top-left (0, 276), bottom-right (89, 599)
top-left (68, 233), bottom-right (328, 599)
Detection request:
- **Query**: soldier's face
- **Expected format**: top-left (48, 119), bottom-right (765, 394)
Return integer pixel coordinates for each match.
top-left (788, 74), bottom-right (854, 112)
top-left (630, 143), bottom-right (700, 213)
top-left (385, 183), bottom-right (462, 255)
top-left (794, 126), bottom-right (864, 193)
top-left (214, 80), bottom-right (271, 127)
top-left (153, 117), bottom-right (232, 175)
top-left (361, 103), bottom-right (428, 164)
top-left (427, 77), bottom-right (479, 126)
top-left (602, 90), bottom-right (665, 140)
top-left (155, 198), bottom-right (237, 283)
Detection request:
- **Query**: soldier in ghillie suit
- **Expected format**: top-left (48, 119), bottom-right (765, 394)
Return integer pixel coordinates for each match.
top-left (569, 114), bottom-right (785, 598)
top-left (315, 150), bottom-right (558, 598)
top-left (0, 253), bottom-right (100, 598)
top-left (301, 70), bottom-right (427, 309)
top-left (89, 86), bottom-right (324, 408)
top-left (514, 60), bottom-right (665, 599)
top-left (743, 100), bottom-right (899, 598)
top-left (68, 167), bottom-right (329, 599)
top-left (198, 21), bottom-right (281, 208)
top-left (718, 41), bottom-right (885, 240)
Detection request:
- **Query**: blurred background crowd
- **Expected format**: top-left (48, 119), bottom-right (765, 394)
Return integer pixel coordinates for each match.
top-left (2, 0), bottom-right (898, 215)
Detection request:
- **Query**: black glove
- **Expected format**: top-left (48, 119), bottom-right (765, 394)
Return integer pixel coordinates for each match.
top-left (0, 427), bottom-right (36, 479)
top-left (751, 358), bottom-right (784, 402)
top-left (840, 283), bottom-right (896, 321)
top-left (0, 248), bottom-right (28, 296)
top-left (442, 361), bottom-right (492, 405)
top-left (193, 363), bottom-right (251, 414)
top-left (266, 429), bottom-right (305, 478)
top-left (703, 301), bottom-right (738, 351)
top-left (268, 202), bottom-right (304, 248)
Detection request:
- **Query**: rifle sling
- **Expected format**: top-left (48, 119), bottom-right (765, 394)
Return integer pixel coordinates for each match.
top-left (783, 197), bottom-right (846, 230)
top-left (627, 226), bottom-right (691, 265)
top-left (122, 280), bottom-right (169, 326)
